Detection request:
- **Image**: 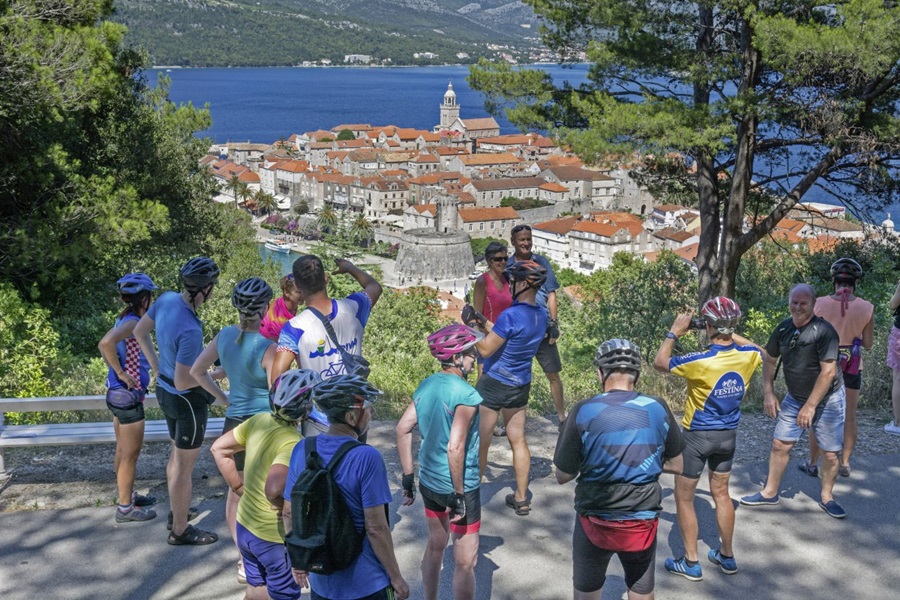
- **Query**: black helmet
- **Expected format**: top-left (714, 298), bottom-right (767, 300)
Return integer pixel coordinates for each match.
top-left (504, 260), bottom-right (547, 289)
top-left (180, 257), bottom-right (220, 291)
top-left (269, 369), bottom-right (322, 423)
top-left (593, 338), bottom-right (642, 373)
top-left (830, 257), bottom-right (862, 281)
top-left (312, 374), bottom-right (382, 421)
top-left (232, 277), bottom-right (274, 316)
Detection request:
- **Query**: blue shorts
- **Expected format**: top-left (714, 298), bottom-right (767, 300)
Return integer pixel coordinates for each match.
top-left (773, 389), bottom-right (845, 452)
top-left (236, 522), bottom-right (301, 600)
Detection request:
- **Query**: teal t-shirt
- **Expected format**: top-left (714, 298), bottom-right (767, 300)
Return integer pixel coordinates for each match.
top-left (413, 372), bottom-right (482, 494)
top-left (217, 326), bottom-right (272, 418)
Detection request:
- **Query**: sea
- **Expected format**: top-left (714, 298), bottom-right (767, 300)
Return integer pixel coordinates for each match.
top-left (147, 65), bottom-right (895, 223)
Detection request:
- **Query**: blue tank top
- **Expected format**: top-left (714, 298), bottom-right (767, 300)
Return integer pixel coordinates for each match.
top-left (217, 326), bottom-right (272, 418)
top-left (105, 314), bottom-right (151, 392)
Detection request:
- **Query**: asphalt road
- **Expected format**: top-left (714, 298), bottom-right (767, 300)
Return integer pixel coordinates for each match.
top-left (1, 453), bottom-right (898, 600)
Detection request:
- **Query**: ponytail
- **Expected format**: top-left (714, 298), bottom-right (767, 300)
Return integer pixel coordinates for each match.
top-left (118, 291), bottom-right (151, 319)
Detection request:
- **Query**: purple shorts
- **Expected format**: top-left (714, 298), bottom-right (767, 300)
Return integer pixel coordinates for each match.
top-left (236, 522), bottom-right (301, 600)
top-left (888, 326), bottom-right (900, 371)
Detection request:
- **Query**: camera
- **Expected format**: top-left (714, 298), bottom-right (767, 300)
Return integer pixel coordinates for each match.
top-left (688, 317), bottom-right (707, 330)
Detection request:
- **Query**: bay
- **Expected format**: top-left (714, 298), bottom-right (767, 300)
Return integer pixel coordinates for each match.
top-left (147, 65), bottom-right (590, 143)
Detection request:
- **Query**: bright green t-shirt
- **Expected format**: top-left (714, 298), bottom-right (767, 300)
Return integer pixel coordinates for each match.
top-left (233, 413), bottom-right (301, 542)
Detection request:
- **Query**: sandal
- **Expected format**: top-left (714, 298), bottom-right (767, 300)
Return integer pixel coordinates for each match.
top-left (505, 493), bottom-right (531, 516)
top-left (798, 462), bottom-right (818, 478)
top-left (839, 465), bottom-right (851, 478)
top-left (493, 425), bottom-right (507, 437)
top-left (167, 507), bottom-right (201, 531)
top-left (167, 524), bottom-right (218, 546)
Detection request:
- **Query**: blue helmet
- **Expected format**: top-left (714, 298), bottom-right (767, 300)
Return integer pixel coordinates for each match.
top-left (117, 273), bottom-right (158, 295)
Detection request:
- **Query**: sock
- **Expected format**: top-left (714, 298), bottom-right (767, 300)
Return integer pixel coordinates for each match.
top-left (719, 552), bottom-right (733, 559)
top-left (685, 558), bottom-right (699, 567)
top-left (118, 503), bottom-right (134, 514)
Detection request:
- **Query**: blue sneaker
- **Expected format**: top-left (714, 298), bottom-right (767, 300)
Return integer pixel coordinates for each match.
top-left (818, 500), bottom-right (846, 519)
top-left (739, 492), bottom-right (779, 506)
top-left (665, 556), bottom-right (703, 581)
top-left (708, 548), bottom-right (738, 574)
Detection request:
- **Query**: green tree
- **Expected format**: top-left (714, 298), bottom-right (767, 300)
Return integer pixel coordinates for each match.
top-left (317, 206), bottom-right (338, 233)
top-left (254, 189), bottom-right (278, 216)
top-left (349, 214), bottom-right (374, 247)
top-left (224, 174), bottom-right (245, 210)
top-left (337, 129), bottom-right (356, 141)
top-left (469, 1), bottom-right (900, 302)
top-left (295, 199), bottom-right (310, 216)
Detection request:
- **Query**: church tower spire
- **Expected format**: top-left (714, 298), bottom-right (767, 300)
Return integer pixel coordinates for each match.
top-left (440, 81), bottom-right (460, 130)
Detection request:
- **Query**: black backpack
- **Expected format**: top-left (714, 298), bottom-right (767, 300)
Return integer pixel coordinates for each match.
top-left (285, 437), bottom-right (365, 574)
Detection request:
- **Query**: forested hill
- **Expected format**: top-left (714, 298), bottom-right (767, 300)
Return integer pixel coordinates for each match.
top-left (112, 0), bottom-right (541, 67)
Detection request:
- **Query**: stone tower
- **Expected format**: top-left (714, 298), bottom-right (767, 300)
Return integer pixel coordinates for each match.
top-left (434, 192), bottom-right (459, 233)
top-left (439, 82), bottom-right (460, 130)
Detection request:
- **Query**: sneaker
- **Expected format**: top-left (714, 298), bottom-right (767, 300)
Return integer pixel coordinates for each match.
top-left (885, 422), bottom-right (900, 436)
top-left (116, 506), bottom-right (157, 523)
top-left (818, 499), bottom-right (846, 519)
top-left (708, 548), bottom-right (738, 574)
top-left (665, 556), bottom-right (703, 581)
top-left (739, 492), bottom-right (779, 506)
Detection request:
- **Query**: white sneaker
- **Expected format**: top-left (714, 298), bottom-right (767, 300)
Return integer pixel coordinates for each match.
top-left (885, 422), bottom-right (900, 435)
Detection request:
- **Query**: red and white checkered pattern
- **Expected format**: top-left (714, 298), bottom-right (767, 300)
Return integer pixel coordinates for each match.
top-left (124, 338), bottom-right (141, 381)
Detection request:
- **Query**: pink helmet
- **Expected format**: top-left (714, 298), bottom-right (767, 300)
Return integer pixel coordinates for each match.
top-left (701, 296), bottom-right (742, 334)
top-left (427, 324), bottom-right (484, 362)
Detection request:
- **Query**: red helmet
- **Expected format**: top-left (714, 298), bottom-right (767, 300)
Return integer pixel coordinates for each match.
top-left (428, 324), bottom-right (484, 362)
top-left (701, 296), bottom-right (742, 334)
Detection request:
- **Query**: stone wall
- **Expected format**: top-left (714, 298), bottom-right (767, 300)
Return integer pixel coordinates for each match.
top-left (518, 198), bottom-right (593, 224)
top-left (395, 228), bottom-right (475, 281)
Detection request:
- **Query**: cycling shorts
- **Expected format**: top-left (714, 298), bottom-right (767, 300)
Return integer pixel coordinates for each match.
top-left (419, 484), bottom-right (481, 535)
top-left (107, 401), bottom-right (145, 426)
top-left (236, 522), bottom-right (301, 600)
top-left (476, 375), bottom-right (530, 411)
top-left (223, 415), bottom-right (253, 471)
top-left (535, 336), bottom-right (562, 374)
top-left (573, 515), bottom-right (656, 594)
top-left (680, 429), bottom-right (737, 479)
top-left (156, 387), bottom-right (210, 450)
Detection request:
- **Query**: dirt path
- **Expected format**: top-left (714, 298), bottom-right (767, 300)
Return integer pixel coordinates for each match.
top-left (2, 411), bottom-right (898, 512)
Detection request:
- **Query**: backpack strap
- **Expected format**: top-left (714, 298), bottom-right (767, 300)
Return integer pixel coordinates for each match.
top-left (306, 306), bottom-right (342, 349)
top-left (325, 439), bottom-right (363, 474)
top-left (305, 436), bottom-right (323, 470)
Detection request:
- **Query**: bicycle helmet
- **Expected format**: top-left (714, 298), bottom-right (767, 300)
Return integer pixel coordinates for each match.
top-left (593, 338), bottom-right (642, 373)
top-left (231, 277), bottom-right (274, 316)
top-left (428, 323), bottom-right (484, 362)
top-left (312, 374), bottom-right (383, 421)
top-left (179, 256), bottom-right (220, 291)
top-left (269, 369), bottom-right (322, 423)
top-left (504, 260), bottom-right (547, 289)
top-left (117, 273), bottom-right (158, 295)
top-left (700, 296), bottom-right (742, 335)
top-left (830, 257), bottom-right (862, 281)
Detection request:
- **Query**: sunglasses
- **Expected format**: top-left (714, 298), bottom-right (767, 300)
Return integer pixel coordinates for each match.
top-left (490, 256), bottom-right (508, 263)
top-left (511, 224), bottom-right (532, 235)
top-left (789, 329), bottom-right (800, 349)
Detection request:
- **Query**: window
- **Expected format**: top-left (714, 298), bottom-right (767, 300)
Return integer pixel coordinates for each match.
top-left (468, 224), bottom-right (473, 231)
top-left (480, 223), bottom-right (485, 231)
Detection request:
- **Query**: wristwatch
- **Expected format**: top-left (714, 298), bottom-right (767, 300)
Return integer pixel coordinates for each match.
top-left (666, 332), bottom-right (678, 341)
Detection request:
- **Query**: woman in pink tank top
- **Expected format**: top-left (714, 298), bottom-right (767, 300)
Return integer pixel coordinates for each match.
top-left (802, 258), bottom-right (874, 478)
top-left (259, 274), bottom-right (302, 341)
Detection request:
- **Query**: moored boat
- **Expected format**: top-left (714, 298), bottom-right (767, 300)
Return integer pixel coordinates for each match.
top-left (264, 238), bottom-right (291, 253)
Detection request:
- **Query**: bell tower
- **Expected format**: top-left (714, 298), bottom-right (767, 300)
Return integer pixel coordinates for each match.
top-left (440, 81), bottom-right (460, 130)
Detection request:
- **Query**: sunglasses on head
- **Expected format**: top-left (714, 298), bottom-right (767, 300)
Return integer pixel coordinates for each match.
top-left (789, 329), bottom-right (800, 349)
top-left (511, 224), bottom-right (532, 235)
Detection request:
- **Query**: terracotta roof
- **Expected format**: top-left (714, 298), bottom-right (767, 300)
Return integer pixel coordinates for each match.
top-left (347, 149), bottom-right (381, 162)
top-left (335, 139), bottom-right (373, 149)
top-left (767, 229), bottom-right (804, 244)
top-left (654, 203), bottom-right (692, 213)
top-left (392, 128), bottom-right (430, 141)
top-left (775, 218), bottom-right (808, 233)
top-left (545, 166), bottom-right (612, 181)
top-left (408, 172), bottom-right (464, 185)
top-left (653, 227), bottom-right (692, 242)
top-left (382, 152), bottom-right (416, 163)
top-left (419, 133), bottom-right (442, 142)
top-left (413, 154), bottom-right (439, 163)
top-left (367, 179), bottom-right (408, 191)
top-left (534, 215), bottom-right (581, 235)
top-left (435, 147), bottom-right (470, 156)
top-left (454, 192), bottom-right (476, 204)
top-left (237, 171), bottom-right (260, 183)
top-left (461, 117), bottom-right (500, 131)
top-left (199, 155), bottom-right (217, 166)
top-left (411, 204), bottom-right (436, 215)
top-left (326, 150), bottom-right (351, 160)
top-left (477, 134), bottom-right (548, 146)
top-left (470, 177), bottom-right (544, 191)
top-left (592, 211), bottom-right (642, 224)
top-left (309, 142), bottom-right (333, 149)
top-left (571, 220), bottom-right (626, 238)
top-left (457, 153), bottom-right (521, 166)
top-left (808, 217), bottom-right (863, 233)
top-left (274, 160), bottom-right (310, 173)
top-left (457, 206), bottom-right (520, 222)
top-left (673, 242), bottom-right (700, 262)
top-left (331, 123), bottom-right (372, 131)
top-left (539, 155), bottom-right (584, 168)
top-left (380, 169), bottom-right (408, 177)
top-left (539, 182), bottom-right (569, 193)
top-left (806, 234), bottom-right (841, 252)
top-left (305, 130), bottom-right (335, 140)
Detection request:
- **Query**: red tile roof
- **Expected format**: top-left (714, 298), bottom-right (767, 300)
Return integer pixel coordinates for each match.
top-left (534, 215), bottom-right (581, 235)
top-left (457, 206), bottom-right (520, 222)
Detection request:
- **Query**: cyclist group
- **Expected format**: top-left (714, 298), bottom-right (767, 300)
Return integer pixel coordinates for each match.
top-left (99, 218), bottom-right (893, 600)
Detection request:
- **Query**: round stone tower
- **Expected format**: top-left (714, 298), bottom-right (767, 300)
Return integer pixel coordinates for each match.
top-left (396, 192), bottom-right (473, 281)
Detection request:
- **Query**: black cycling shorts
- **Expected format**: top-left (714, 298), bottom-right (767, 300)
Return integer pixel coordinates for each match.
top-left (842, 370), bottom-right (862, 391)
top-left (572, 515), bottom-right (656, 594)
top-left (476, 375), bottom-right (530, 411)
top-left (681, 429), bottom-right (737, 479)
top-left (223, 415), bottom-right (253, 471)
top-left (419, 484), bottom-right (481, 534)
top-left (157, 387), bottom-right (210, 450)
top-left (107, 401), bottom-right (145, 426)
top-left (535, 336), bottom-right (562, 374)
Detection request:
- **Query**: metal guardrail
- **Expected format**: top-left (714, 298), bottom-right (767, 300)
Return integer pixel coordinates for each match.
top-left (0, 394), bottom-right (159, 413)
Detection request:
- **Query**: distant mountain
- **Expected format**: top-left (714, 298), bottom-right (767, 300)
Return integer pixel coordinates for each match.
top-left (112, 0), bottom-right (542, 67)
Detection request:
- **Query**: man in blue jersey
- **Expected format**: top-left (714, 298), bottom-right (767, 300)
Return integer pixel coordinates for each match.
top-left (555, 339), bottom-right (684, 600)
top-left (396, 324), bottom-right (484, 600)
top-left (467, 260), bottom-right (548, 516)
top-left (134, 256), bottom-right (220, 545)
top-left (508, 224), bottom-right (567, 428)
top-left (272, 255), bottom-right (382, 435)
top-left (282, 375), bottom-right (409, 600)
top-left (653, 297), bottom-right (762, 580)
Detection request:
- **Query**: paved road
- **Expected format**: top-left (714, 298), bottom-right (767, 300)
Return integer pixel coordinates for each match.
top-left (1, 453), bottom-right (898, 600)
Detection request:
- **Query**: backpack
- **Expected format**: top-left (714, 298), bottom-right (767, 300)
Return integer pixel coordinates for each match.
top-left (285, 437), bottom-right (365, 574)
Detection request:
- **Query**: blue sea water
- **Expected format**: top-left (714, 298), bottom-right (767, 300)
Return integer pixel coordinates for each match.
top-left (149, 65), bottom-right (895, 222)
top-left (148, 65), bottom-right (590, 143)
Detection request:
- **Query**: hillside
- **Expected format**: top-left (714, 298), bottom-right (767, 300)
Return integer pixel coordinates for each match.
top-left (112, 0), bottom-right (543, 67)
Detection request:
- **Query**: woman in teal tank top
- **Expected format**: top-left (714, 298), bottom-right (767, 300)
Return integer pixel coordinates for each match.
top-left (190, 277), bottom-right (277, 584)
